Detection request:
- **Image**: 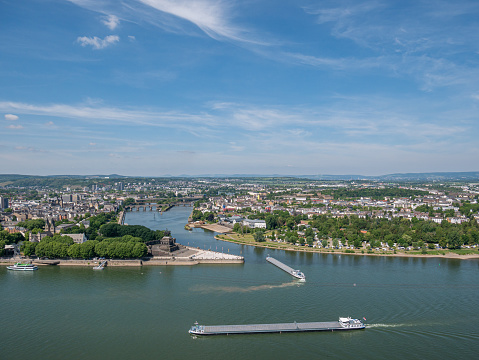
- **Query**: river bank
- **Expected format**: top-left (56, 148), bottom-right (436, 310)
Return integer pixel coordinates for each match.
top-left (0, 245), bottom-right (244, 267)
top-left (214, 234), bottom-right (479, 260)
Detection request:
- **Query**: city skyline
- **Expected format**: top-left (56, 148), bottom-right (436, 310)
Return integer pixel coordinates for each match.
top-left (1, 0), bottom-right (479, 176)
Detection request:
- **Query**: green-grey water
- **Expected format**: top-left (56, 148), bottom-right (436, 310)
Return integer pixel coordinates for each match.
top-left (2, 206), bottom-right (479, 359)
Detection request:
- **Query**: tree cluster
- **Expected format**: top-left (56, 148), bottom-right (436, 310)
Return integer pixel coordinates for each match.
top-left (98, 223), bottom-right (168, 242)
top-left (321, 187), bottom-right (427, 200)
top-left (24, 234), bottom-right (148, 259)
top-left (0, 230), bottom-right (25, 245)
top-left (309, 214), bottom-right (479, 250)
top-left (191, 210), bottom-right (215, 222)
top-left (237, 209), bottom-right (479, 250)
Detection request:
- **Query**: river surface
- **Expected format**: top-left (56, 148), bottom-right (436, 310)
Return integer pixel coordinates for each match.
top-left (2, 206), bottom-right (479, 359)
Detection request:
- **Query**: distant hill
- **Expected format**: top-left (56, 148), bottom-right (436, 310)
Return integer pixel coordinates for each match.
top-left (301, 172), bottom-right (479, 181)
top-left (0, 171), bottom-right (478, 183)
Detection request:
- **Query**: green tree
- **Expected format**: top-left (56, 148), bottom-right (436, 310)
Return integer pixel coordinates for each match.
top-left (306, 236), bottom-right (314, 246)
top-left (80, 240), bottom-right (97, 259)
top-left (233, 223), bottom-right (242, 233)
top-left (22, 242), bottom-right (37, 257)
top-left (132, 243), bottom-right (147, 258)
top-left (68, 244), bottom-right (82, 258)
top-left (447, 230), bottom-right (461, 249)
top-left (253, 230), bottom-right (265, 242)
top-left (353, 239), bottom-right (362, 248)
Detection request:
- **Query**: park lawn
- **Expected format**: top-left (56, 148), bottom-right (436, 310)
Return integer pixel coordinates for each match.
top-left (216, 232), bottom-right (323, 252)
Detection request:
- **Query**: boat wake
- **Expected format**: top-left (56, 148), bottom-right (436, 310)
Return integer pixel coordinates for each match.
top-left (366, 323), bottom-right (412, 328)
top-left (191, 281), bottom-right (304, 293)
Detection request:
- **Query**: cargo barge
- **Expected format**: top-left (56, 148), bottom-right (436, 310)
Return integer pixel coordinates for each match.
top-left (266, 256), bottom-right (305, 280)
top-left (188, 317), bottom-right (365, 336)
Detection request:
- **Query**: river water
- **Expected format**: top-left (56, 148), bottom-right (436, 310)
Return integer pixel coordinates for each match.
top-left (2, 206), bottom-right (479, 359)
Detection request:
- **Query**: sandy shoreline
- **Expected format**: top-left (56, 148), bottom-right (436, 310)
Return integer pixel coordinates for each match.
top-left (214, 235), bottom-right (479, 260)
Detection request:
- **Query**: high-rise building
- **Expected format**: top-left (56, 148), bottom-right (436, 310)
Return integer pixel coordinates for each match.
top-left (0, 196), bottom-right (9, 209)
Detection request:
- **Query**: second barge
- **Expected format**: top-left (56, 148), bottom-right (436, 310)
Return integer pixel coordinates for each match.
top-left (266, 256), bottom-right (305, 280)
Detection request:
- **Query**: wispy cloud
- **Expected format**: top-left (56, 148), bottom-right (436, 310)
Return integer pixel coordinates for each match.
top-left (68, 0), bottom-right (270, 45)
top-left (138, 0), bottom-right (256, 43)
top-left (0, 96), bottom-right (472, 161)
top-left (301, 0), bottom-right (479, 90)
top-left (6, 124), bottom-right (23, 129)
top-left (77, 35), bottom-right (119, 49)
top-left (0, 100), bottom-right (217, 129)
top-left (102, 14), bottom-right (120, 30)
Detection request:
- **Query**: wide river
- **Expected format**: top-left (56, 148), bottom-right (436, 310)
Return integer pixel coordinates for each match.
top-left (2, 206), bottom-right (479, 359)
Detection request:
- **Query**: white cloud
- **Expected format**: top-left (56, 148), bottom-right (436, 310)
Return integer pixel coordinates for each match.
top-left (45, 121), bottom-right (55, 126)
top-left (6, 124), bottom-right (23, 129)
top-left (128, 35), bottom-right (136, 41)
top-left (139, 0), bottom-right (236, 40)
top-left (69, 0), bottom-right (269, 45)
top-left (5, 114), bottom-right (19, 121)
top-left (0, 100), bottom-right (217, 129)
top-left (77, 35), bottom-right (120, 49)
top-left (102, 15), bottom-right (120, 30)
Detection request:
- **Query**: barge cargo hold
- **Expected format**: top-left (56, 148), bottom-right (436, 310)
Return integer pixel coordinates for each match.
top-left (188, 317), bottom-right (365, 336)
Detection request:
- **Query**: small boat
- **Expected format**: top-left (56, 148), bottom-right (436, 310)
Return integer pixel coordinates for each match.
top-left (93, 260), bottom-right (107, 270)
top-left (7, 263), bottom-right (38, 271)
top-left (266, 256), bottom-right (305, 280)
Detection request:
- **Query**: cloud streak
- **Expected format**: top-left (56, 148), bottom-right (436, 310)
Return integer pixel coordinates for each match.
top-left (68, 0), bottom-right (270, 45)
top-left (77, 35), bottom-right (120, 49)
top-left (0, 101), bottom-right (217, 130)
top-left (138, 0), bottom-right (260, 44)
top-left (0, 99), bottom-right (470, 145)
top-left (6, 124), bottom-right (23, 129)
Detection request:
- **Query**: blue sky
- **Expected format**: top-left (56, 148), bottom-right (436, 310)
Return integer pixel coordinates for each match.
top-left (1, 0), bottom-right (479, 176)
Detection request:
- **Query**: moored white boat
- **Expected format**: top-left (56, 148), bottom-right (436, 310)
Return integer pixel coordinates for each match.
top-left (7, 263), bottom-right (38, 271)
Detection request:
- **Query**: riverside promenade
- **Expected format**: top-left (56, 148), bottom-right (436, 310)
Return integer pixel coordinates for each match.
top-left (0, 246), bottom-right (244, 267)
top-left (188, 222), bottom-right (233, 233)
top-left (143, 246), bottom-right (244, 265)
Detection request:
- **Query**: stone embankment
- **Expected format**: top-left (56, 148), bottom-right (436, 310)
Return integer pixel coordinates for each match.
top-left (0, 246), bottom-right (244, 267)
top-left (188, 222), bottom-right (233, 233)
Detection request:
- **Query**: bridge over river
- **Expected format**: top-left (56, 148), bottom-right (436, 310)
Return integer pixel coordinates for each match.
top-left (124, 196), bottom-right (203, 212)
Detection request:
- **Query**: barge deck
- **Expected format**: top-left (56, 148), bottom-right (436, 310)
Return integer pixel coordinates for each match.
top-left (266, 256), bottom-right (305, 280)
top-left (188, 317), bottom-right (365, 335)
